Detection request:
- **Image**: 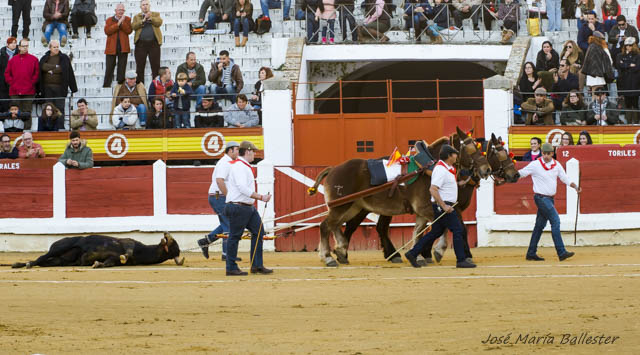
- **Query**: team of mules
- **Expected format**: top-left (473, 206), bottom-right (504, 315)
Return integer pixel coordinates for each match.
top-left (11, 232), bottom-right (184, 269)
top-left (309, 128), bottom-right (520, 267)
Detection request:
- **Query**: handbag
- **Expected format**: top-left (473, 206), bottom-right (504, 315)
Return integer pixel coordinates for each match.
top-left (527, 18), bottom-right (541, 36)
top-left (190, 22), bottom-right (206, 34)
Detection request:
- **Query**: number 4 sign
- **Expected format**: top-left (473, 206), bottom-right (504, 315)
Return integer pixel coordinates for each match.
top-left (105, 133), bottom-right (129, 159)
top-left (201, 131), bottom-right (226, 157)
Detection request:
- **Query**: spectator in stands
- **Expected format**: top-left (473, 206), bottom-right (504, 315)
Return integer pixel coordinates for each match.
top-left (70, 98), bottom-right (98, 130)
top-left (209, 50), bottom-right (244, 103)
top-left (176, 53), bottom-right (207, 106)
top-left (195, 95), bottom-right (223, 128)
top-left (149, 66), bottom-right (174, 109)
top-left (578, 11), bottom-right (604, 52)
top-left (582, 31), bottom-right (613, 95)
top-left (5, 38), bottom-right (38, 128)
top-left (112, 97), bottom-right (140, 129)
top-left (431, 0), bottom-right (451, 37)
top-left (260, 0), bottom-right (291, 20)
top-left (0, 103), bottom-right (30, 132)
top-left (494, 0), bottom-right (518, 45)
top-left (519, 62), bottom-right (542, 102)
top-left (523, 137), bottom-right (542, 161)
top-left (132, 0), bottom-right (163, 83)
top-left (560, 40), bottom-right (584, 75)
top-left (576, 0), bottom-right (594, 29)
top-left (601, 0), bottom-right (620, 33)
top-left (608, 15), bottom-right (639, 66)
top-left (304, 0), bottom-right (321, 43)
top-left (250, 66), bottom-right (273, 112)
top-left (587, 88), bottom-right (620, 125)
top-left (536, 41), bottom-right (560, 71)
top-left (546, 0), bottom-right (561, 33)
top-left (0, 38), bottom-right (18, 113)
top-left (336, 0), bottom-right (358, 42)
top-left (71, 0), bottom-right (97, 39)
top-left (522, 87), bottom-right (555, 125)
top-left (39, 40), bottom-right (78, 117)
top-left (316, 0), bottom-right (336, 44)
top-left (616, 37), bottom-right (640, 125)
top-left (234, 0), bottom-right (255, 47)
top-left (358, 0), bottom-right (391, 42)
top-left (147, 97), bottom-right (171, 129)
top-left (578, 130), bottom-right (593, 144)
top-left (103, 3), bottom-right (132, 88)
top-left (58, 131), bottom-right (93, 169)
top-left (38, 102), bottom-right (64, 131)
top-left (199, 0), bottom-right (234, 30)
top-left (295, 0), bottom-right (306, 20)
top-left (560, 131), bottom-right (574, 146)
top-left (404, 0), bottom-right (441, 44)
top-left (551, 59), bottom-right (579, 110)
top-left (10, 0), bottom-right (31, 40)
top-left (18, 131), bottom-right (45, 158)
top-left (560, 90), bottom-right (588, 125)
top-left (0, 134), bottom-right (18, 159)
top-left (113, 71), bottom-right (148, 125)
top-left (224, 94), bottom-right (259, 127)
top-left (452, 0), bottom-right (480, 31)
top-left (170, 73), bottom-right (193, 128)
top-left (42, 0), bottom-right (70, 47)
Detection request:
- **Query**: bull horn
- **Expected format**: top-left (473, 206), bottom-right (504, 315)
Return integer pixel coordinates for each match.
top-left (174, 256), bottom-right (185, 266)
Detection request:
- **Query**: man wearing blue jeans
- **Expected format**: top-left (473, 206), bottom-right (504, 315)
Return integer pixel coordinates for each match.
top-left (260, 0), bottom-right (291, 20)
top-left (198, 141), bottom-right (241, 261)
top-left (224, 140), bottom-right (272, 276)
top-left (518, 143), bottom-right (581, 261)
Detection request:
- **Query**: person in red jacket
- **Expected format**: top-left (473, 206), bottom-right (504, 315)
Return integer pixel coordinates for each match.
top-left (4, 38), bottom-right (39, 130)
top-left (103, 3), bottom-right (132, 88)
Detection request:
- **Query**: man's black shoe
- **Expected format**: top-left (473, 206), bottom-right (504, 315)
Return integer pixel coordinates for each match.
top-left (226, 269), bottom-right (248, 276)
top-left (405, 252), bottom-right (421, 268)
top-left (456, 260), bottom-right (477, 268)
top-left (526, 254), bottom-right (545, 261)
top-left (250, 267), bottom-right (273, 274)
top-left (559, 251), bottom-right (575, 261)
top-left (197, 238), bottom-right (209, 259)
top-left (222, 255), bottom-right (242, 261)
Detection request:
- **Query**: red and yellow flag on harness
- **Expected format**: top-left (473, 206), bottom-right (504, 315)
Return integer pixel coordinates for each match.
top-left (386, 147), bottom-right (401, 167)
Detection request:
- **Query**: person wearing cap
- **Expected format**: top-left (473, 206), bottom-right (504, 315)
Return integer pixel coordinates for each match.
top-left (195, 95), bottom-right (223, 128)
top-left (224, 140), bottom-right (272, 276)
top-left (521, 87), bottom-right (555, 125)
top-left (112, 70), bottom-right (148, 126)
top-left (198, 141), bottom-right (241, 261)
top-left (587, 87), bottom-right (620, 125)
top-left (404, 144), bottom-right (476, 269)
top-left (577, 11), bottom-right (605, 52)
top-left (518, 142), bottom-right (581, 261)
top-left (608, 15), bottom-right (639, 61)
top-left (615, 36), bottom-right (640, 124)
top-left (0, 38), bottom-right (18, 113)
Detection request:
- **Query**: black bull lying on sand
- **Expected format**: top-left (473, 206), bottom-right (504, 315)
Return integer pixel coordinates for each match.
top-left (12, 232), bottom-right (184, 269)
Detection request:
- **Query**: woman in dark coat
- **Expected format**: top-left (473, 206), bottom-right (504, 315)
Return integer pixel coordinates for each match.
top-left (38, 102), bottom-right (65, 131)
top-left (519, 62), bottom-right (542, 101)
top-left (581, 31), bottom-right (614, 95)
top-left (536, 41), bottom-right (560, 71)
top-left (615, 37), bottom-right (640, 124)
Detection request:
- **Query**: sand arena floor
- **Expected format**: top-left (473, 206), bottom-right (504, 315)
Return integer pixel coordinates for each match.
top-left (1, 246), bottom-right (639, 354)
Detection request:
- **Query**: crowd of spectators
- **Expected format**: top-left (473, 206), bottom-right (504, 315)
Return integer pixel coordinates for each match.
top-left (521, 130), bottom-right (594, 160)
top-left (517, 10), bottom-right (640, 126)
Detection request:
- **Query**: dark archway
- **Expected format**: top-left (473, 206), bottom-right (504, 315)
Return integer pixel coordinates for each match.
top-left (315, 61), bottom-right (497, 113)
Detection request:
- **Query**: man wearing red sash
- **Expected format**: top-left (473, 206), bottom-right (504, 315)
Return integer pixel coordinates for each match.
top-left (405, 145), bottom-right (477, 269)
top-left (518, 143), bottom-right (581, 261)
top-left (224, 140), bottom-right (272, 276)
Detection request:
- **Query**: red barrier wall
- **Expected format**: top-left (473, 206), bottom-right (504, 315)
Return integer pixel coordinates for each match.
top-left (66, 166), bottom-right (154, 217)
top-left (580, 160), bottom-right (640, 213)
top-left (494, 161), bottom-right (567, 215)
top-left (0, 159), bottom-right (56, 218)
top-left (166, 167), bottom-right (213, 215)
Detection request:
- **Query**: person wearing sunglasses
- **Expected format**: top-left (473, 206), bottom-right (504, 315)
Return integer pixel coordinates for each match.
top-left (607, 15), bottom-right (639, 62)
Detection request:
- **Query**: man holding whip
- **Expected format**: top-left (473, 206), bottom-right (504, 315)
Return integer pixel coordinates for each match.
top-left (518, 143), bottom-right (581, 261)
top-left (224, 141), bottom-right (272, 276)
top-left (404, 145), bottom-right (477, 269)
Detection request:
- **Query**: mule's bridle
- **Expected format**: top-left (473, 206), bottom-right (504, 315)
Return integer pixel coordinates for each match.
top-left (488, 141), bottom-right (516, 186)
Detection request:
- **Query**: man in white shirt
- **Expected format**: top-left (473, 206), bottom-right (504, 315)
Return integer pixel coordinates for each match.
top-left (518, 143), bottom-right (581, 261)
top-left (404, 145), bottom-right (477, 269)
top-left (198, 141), bottom-right (241, 260)
top-left (224, 140), bottom-right (272, 276)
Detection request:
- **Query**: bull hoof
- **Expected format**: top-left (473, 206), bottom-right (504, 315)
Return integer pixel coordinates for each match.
top-left (119, 255), bottom-right (128, 264)
top-left (325, 257), bottom-right (338, 267)
top-left (92, 261), bottom-right (103, 269)
top-left (389, 256), bottom-right (403, 263)
top-left (434, 250), bottom-right (443, 263)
